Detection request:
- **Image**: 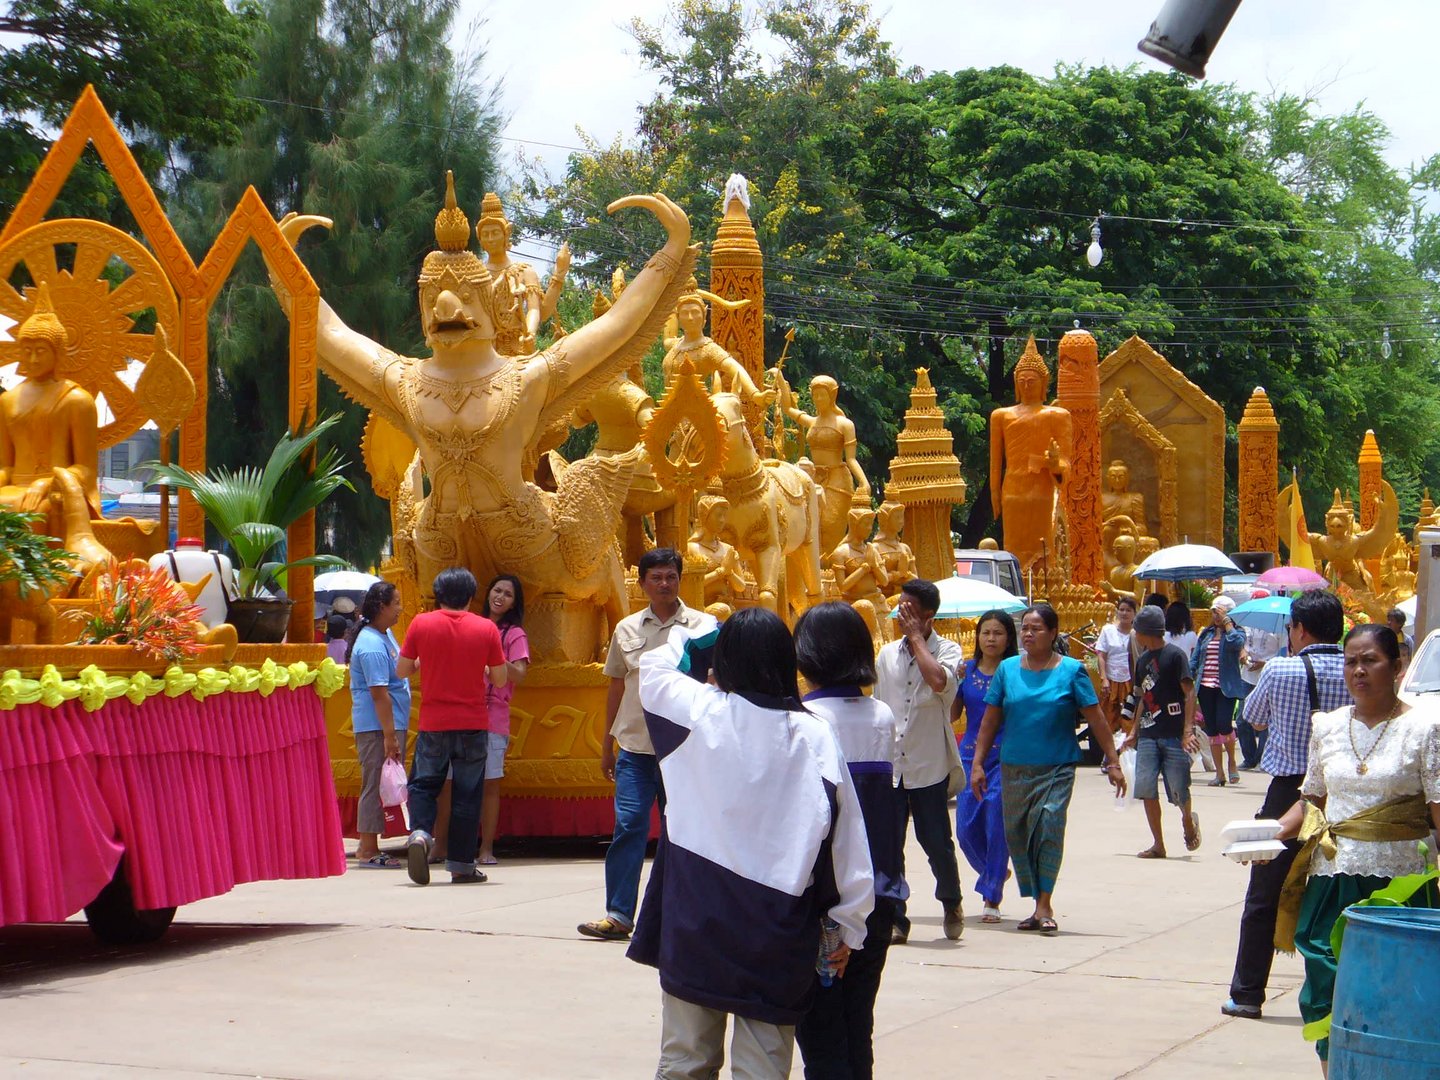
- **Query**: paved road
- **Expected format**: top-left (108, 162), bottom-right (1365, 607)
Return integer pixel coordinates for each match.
top-left (0, 769), bottom-right (1314, 1078)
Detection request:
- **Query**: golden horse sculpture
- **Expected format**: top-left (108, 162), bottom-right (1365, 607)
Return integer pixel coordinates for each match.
top-left (268, 174), bottom-right (698, 661)
top-left (711, 393), bottom-right (821, 618)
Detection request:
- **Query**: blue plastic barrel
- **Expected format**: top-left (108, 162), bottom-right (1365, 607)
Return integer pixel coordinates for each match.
top-left (1329, 906), bottom-right (1440, 1078)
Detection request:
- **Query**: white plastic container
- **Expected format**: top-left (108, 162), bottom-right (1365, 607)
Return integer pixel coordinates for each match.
top-left (1223, 839), bottom-right (1287, 865)
top-left (149, 538), bottom-right (236, 629)
top-left (1220, 819), bottom-right (1283, 845)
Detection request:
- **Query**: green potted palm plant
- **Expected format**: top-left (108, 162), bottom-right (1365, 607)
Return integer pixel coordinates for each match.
top-left (146, 415), bottom-right (354, 643)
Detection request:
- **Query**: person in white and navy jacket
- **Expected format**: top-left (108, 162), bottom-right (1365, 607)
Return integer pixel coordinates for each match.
top-left (793, 601), bottom-right (907, 1080)
top-left (630, 607), bottom-right (875, 1080)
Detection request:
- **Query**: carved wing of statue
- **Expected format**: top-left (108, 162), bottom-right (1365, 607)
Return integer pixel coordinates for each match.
top-left (550, 446), bottom-right (641, 581)
top-left (1356, 481), bottom-right (1401, 560)
top-left (529, 245), bottom-right (699, 442)
top-left (320, 346), bottom-right (409, 434)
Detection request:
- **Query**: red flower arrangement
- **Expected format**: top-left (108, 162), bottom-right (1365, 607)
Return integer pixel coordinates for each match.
top-left (77, 559), bottom-right (207, 662)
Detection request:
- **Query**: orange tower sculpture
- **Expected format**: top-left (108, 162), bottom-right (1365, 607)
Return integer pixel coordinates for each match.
top-left (708, 174), bottom-right (767, 450)
top-left (1055, 325), bottom-right (1102, 585)
top-left (1358, 429), bottom-right (1384, 586)
top-left (886, 368), bottom-right (967, 582)
top-left (1237, 387), bottom-right (1281, 558)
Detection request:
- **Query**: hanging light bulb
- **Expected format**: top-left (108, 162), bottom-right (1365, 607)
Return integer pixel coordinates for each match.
top-left (1381, 327), bottom-right (1393, 360)
top-left (1086, 217), bottom-right (1104, 267)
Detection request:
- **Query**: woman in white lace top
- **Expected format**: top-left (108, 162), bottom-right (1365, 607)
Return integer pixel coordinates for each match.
top-left (1276, 623), bottom-right (1440, 1068)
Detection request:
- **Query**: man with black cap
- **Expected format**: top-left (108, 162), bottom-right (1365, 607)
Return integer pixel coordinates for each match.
top-left (1121, 605), bottom-right (1201, 859)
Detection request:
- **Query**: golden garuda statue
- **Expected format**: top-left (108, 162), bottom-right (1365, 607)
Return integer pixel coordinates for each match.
top-left (1279, 484), bottom-right (1399, 591)
top-left (268, 174), bottom-right (697, 636)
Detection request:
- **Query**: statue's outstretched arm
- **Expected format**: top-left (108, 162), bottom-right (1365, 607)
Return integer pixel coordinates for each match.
top-left (267, 213), bottom-right (407, 429)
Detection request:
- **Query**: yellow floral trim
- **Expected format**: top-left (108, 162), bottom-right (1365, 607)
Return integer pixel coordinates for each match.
top-left (0, 658), bottom-right (347, 713)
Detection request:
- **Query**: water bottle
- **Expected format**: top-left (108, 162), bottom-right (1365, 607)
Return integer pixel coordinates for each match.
top-left (816, 917), bottom-right (843, 987)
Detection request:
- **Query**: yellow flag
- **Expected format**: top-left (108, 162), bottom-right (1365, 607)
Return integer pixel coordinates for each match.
top-left (1287, 469), bottom-right (1317, 570)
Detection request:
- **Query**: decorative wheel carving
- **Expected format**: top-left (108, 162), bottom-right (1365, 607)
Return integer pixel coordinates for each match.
top-left (0, 218), bottom-right (180, 449)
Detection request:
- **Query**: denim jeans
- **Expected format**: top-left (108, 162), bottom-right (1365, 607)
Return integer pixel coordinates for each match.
top-left (408, 729), bottom-right (487, 874)
top-left (1236, 717), bottom-right (1268, 768)
top-left (892, 778), bottom-right (962, 935)
top-left (606, 749), bottom-right (663, 928)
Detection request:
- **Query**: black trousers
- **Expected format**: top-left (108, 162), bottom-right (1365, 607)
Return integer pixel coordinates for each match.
top-left (1228, 773), bottom-right (1305, 1007)
top-left (892, 778), bottom-right (962, 934)
top-left (796, 898), bottom-right (896, 1080)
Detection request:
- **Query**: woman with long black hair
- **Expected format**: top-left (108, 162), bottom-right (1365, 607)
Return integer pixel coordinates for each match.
top-left (478, 574), bottom-right (529, 866)
top-left (346, 581), bottom-right (409, 868)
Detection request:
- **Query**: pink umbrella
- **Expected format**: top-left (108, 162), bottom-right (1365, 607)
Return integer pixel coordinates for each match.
top-left (1256, 566), bottom-right (1328, 591)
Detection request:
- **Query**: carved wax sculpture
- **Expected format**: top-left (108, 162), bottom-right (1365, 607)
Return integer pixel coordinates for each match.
top-left (269, 174), bottom-right (698, 656)
top-left (1055, 325), bottom-right (1102, 586)
top-left (688, 494), bottom-right (747, 608)
top-left (1102, 461), bottom-right (1149, 535)
top-left (873, 501), bottom-right (915, 604)
top-left (1237, 387), bottom-right (1281, 557)
top-left (990, 338), bottom-right (1072, 574)
top-left (661, 277), bottom-right (765, 400)
top-left (1281, 485), bottom-right (1400, 591)
top-left (0, 284), bottom-right (109, 572)
top-left (711, 392), bottom-right (821, 617)
top-left (1103, 533), bottom-right (1140, 602)
top-left (886, 367), bottom-right (965, 582)
top-left (476, 192), bottom-right (569, 355)
top-left (780, 373), bottom-right (871, 557)
top-left (827, 506), bottom-right (890, 616)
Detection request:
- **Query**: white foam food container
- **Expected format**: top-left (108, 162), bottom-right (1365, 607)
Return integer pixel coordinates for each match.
top-left (1220, 819), bottom-right (1283, 844)
top-left (1224, 839), bottom-right (1287, 864)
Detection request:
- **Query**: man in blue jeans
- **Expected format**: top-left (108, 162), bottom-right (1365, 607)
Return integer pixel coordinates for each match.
top-left (1122, 605), bottom-right (1201, 858)
top-left (578, 548), bottom-right (713, 941)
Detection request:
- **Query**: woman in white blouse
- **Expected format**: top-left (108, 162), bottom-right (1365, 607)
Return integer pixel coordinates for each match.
top-left (1273, 623), bottom-right (1440, 1069)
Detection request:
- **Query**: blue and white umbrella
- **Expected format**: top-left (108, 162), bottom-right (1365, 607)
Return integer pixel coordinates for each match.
top-left (1230, 595), bottom-right (1293, 635)
top-left (890, 575), bottom-right (1027, 620)
top-left (1133, 543), bottom-right (1241, 583)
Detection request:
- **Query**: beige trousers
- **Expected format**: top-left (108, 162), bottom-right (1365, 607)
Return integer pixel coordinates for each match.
top-left (656, 991), bottom-right (795, 1080)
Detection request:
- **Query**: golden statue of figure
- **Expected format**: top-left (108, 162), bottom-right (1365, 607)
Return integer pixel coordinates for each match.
top-left (1102, 533), bottom-right (1140, 602)
top-left (778, 373), bottom-right (871, 556)
top-left (872, 500), bottom-right (915, 603)
top-left (661, 278), bottom-right (770, 405)
top-left (989, 339), bottom-right (1072, 574)
top-left (688, 494), bottom-right (747, 608)
top-left (1102, 460), bottom-right (1148, 533)
top-left (1379, 544), bottom-right (1416, 603)
top-left (476, 192), bottom-right (570, 355)
top-left (0, 284), bottom-right (109, 572)
top-left (1281, 485), bottom-right (1400, 591)
top-left (827, 506), bottom-right (890, 617)
top-left (270, 174), bottom-right (697, 643)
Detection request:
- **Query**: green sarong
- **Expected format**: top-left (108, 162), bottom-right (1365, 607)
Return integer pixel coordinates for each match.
top-left (1001, 762), bottom-right (1076, 898)
top-left (1295, 873), bottom-right (1390, 1064)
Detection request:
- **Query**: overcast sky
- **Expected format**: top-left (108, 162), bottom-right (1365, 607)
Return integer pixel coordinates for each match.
top-left (459, 0), bottom-right (1438, 193)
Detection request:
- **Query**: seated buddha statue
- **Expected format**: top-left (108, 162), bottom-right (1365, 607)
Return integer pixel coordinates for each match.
top-left (1102, 461), bottom-right (1149, 535)
top-left (0, 284), bottom-right (109, 573)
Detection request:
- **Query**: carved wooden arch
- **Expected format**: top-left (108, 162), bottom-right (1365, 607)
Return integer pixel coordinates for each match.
top-left (1099, 387), bottom-right (1179, 547)
top-left (1, 86), bottom-right (322, 641)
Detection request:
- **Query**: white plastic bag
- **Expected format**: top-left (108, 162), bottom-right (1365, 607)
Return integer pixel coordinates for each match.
top-left (1113, 745), bottom-right (1137, 811)
top-left (379, 757), bottom-right (408, 807)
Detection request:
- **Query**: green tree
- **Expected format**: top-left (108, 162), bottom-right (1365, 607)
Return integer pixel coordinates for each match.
top-left (0, 0), bottom-right (261, 220)
top-left (175, 0), bottom-right (503, 568)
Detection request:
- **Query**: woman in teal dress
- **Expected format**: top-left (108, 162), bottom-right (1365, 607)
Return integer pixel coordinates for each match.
top-left (952, 609), bottom-right (1018, 923)
top-left (970, 604), bottom-right (1126, 933)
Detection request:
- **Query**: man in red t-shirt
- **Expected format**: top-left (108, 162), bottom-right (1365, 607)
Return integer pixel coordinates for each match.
top-left (397, 567), bottom-right (507, 885)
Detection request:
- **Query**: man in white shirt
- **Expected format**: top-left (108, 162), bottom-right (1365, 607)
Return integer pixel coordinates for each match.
top-left (874, 578), bottom-right (966, 944)
top-left (1095, 597), bottom-right (1137, 738)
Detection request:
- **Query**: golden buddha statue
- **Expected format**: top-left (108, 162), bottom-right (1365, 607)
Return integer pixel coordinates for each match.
top-left (872, 500), bottom-right (915, 603)
top-left (0, 284), bottom-right (109, 573)
top-left (270, 175), bottom-right (697, 645)
top-left (1102, 533), bottom-right (1140, 602)
top-left (1102, 460), bottom-right (1148, 534)
top-left (476, 192), bottom-right (570, 355)
top-left (779, 373), bottom-right (871, 556)
top-left (1285, 485), bottom-right (1399, 591)
top-left (660, 278), bottom-right (771, 406)
top-left (827, 506), bottom-right (890, 617)
top-left (989, 339), bottom-right (1072, 573)
top-left (688, 494), bottom-right (747, 608)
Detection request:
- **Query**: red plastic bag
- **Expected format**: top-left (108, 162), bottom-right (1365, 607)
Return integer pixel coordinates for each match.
top-left (380, 757), bottom-right (408, 807)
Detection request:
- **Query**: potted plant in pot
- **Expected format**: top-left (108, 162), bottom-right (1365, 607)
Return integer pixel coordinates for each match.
top-left (145, 415), bottom-right (353, 643)
top-left (0, 509), bottom-right (78, 643)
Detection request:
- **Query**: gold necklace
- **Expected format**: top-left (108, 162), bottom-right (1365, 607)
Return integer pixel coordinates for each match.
top-left (1348, 701), bottom-right (1401, 775)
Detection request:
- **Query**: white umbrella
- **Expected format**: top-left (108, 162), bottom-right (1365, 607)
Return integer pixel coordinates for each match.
top-left (1398, 594), bottom-right (1418, 621)
top-left (1133, 543), bottom-right (1241, 583)
top-left (892, 576), bottom-right (1027, 620)
top-left (313, 569), bottom-right (382, 603)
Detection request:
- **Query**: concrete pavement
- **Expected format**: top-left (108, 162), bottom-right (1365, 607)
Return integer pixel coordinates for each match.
top-left (0, 769), bottom-right (1315, 1078)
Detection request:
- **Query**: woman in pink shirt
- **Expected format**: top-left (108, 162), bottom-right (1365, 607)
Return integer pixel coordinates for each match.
top-left (480, 574), bottom-right (529, 866)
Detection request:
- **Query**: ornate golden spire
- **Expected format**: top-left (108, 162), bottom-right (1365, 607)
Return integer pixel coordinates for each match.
top-left (434, 171), bottom-right (471, 252)
top-left (15, 281), bottom-right (68, 349)
top-left (1014, 335), bottom-right (1049, 381)
top-left (478, 191), bottom-right (506, 228)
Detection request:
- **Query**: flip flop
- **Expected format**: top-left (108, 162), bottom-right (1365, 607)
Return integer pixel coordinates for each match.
top-left (1186, 813), bottom-right (1202, 852)
top-left (478, 854), bottom-right (499, 866)
top-left (355, 852), bottom-right (402, 869)
top-left (981, 905), bottom-right (1003, 924)
top-left (1040, 917), bottom-right (1058, 935)
top-left (1136, 847), bottom-right (1167, 859)
top-left (1017, 916), bottom-right (1044, 932)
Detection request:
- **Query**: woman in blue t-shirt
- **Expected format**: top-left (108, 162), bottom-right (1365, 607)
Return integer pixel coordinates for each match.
top-left (346, 581), bottom-right (411, 868)
top-left (952, 609), bottom-right (1018, 923)
top-left (969, 604), bottom-right (1126, 934)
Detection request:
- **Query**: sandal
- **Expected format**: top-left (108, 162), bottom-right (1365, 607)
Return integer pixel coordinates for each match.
top-left (1040, 917), bottom-right (1058, 935)
top-left (478, 854), bottom-right (499, 866)
top-left (355, 852), bottom-right (402, 869)
top-left (981, 905), bottom-right (1002, 924)
top-left (1186, 813), bottom-right (1202, 852)
top-left (1017, 916), bottom-right (1044, 932)
top-left (1207, 778), bottom-right (1226, 787)
top-left (1136, 847), bottom-right (1166, 859)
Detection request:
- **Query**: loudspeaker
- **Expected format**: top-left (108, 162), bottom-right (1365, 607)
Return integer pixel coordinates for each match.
top-left (1137, 0), bottom-right (1243, 79)
top-left (1229, 551), bottom-right (1274, 575)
